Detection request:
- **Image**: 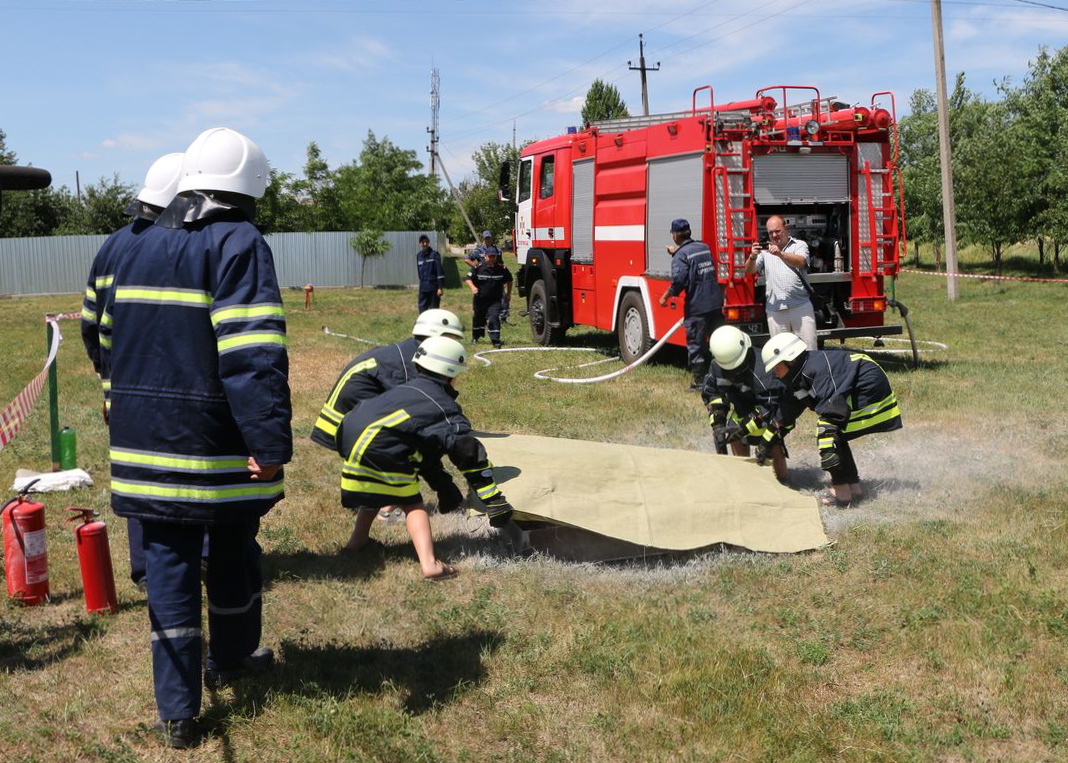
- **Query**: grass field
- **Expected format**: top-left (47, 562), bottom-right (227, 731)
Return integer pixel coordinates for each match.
top-left (2, 249), bottom-right (1068, 762)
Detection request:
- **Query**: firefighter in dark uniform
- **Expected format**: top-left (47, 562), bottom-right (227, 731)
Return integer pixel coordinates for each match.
top-left (106, 128), bottom-right (292, 749)
top-left (703, 325), bottom-right (800, 483)
top-left (81, 151), bottom-right (184, 593)
top-left (465, 248), bottom-right (512, 348)
top-left (311, 308), bottom-right (463, 546)
top-left (464, 229), bottom-right (500, 268)
top-left (762, 332), bottom-right (902, 508)
top-left (336, 336), bottom-right (518, 580)
top-left (416, 234), bottom-right (445, 311)
top-left (658, 218), bottom-right (724, 389)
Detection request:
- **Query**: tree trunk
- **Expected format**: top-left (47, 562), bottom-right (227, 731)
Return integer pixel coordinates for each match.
top-left (1056, 241), bottom-right (1062, 269)
top-left (360, 257), bottom-right (367, 288)
top-left (992, 243), bottom-right (1003, 276)
top-left (934, 242), bottom-right (942, 269)
top-left (1038, 237), bottom-right (1046, 266)
top-left (913, 240), bottom-right (920, 267)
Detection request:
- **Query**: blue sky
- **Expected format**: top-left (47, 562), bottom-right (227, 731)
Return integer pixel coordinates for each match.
top-left (2, 0), bottom-right (1066, 195)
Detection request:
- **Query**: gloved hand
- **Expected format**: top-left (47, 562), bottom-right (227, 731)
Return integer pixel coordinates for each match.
top-left (436, 482), bottom-right (464, 514)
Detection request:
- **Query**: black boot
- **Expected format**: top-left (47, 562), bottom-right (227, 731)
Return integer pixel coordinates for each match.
top-left (688, 365), bottom-right (705, 391)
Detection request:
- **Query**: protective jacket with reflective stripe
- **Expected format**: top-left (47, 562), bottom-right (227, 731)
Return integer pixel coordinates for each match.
top-left (701, 349), bottom-right (798, 427)
top-left (416, 248), bottom-right (445, 292)
top-left (336, 375), bottom-right (473, 507)
top-left (782, 350), bottom-right (902, 440)
top-left (666, 239), bottom-right (723, 316)
top-left (310, 336), bottom-right (420, 450)
top-left (105, 214), bottom-right (293, 524)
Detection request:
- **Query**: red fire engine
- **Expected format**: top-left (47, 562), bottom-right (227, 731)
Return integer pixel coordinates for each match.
top-left (504, 84), bottom-right (907, 362)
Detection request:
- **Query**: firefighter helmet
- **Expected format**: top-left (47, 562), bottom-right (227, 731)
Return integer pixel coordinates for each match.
top-left (413, 336), bottom-right (467, 378)
top-left (412, 309), bottom-right (464, 340)
top-left (709, 325), bottom-right (752, 371)
top-left (137, 152), bottom-right (184, 208)
top-left (177, 128), bottom-right (270, 199)
top-left (762, 332), bottom-right (808, 372)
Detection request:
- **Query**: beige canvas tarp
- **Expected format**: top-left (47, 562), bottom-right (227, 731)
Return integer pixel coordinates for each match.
top-left (480, 433), bottom-right (829, 554)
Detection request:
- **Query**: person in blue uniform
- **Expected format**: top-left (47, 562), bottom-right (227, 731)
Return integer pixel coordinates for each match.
top-left (464, 229), bottom-right (500, 268)
top-left (80, 151), bottom-right (184, 593)
top-left (106, 128), bottom-right (292, 749)
top-left (336, 335), bottom-right (516, 580)
top-left (658, 218), bottom-right (724, 390)
top-left (416, 234), bottom-right (445, 311)
top-left (465, 249), bottom-right (512, 348)
top-left (762, 332), bottom-right (902, 508)
top-left (703, 325), bottom-right (799, 483)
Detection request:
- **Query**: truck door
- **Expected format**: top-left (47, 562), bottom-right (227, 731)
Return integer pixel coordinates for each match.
top-left (516, 157), bottom-right (533, 264)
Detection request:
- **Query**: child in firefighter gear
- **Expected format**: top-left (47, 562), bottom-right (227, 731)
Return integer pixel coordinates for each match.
top-left (80, 151), bottom-right (185, 594)
top-left (703, 325), bottom-right (799, 483)
top-left (108, 128), bottom-right (292, 748)
top-left (416, 234), bottom-right (445, 311)
top-left (336, 336), bottom-right (516, 580)
top-left (465, 249), bottom-right (512, 348)
top-left (761, 332), bottom-right (902, 507)
top-left (311, 308), bottom-right (465, 451)
top-left (311, 308), bottom-right (464, 541)
top-left (658, 218), bottom-right (724, 389)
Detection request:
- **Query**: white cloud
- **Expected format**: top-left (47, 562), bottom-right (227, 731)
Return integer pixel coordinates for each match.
top-left (301, 36), bottom-right (393, 73)
top-left (542, 95), bottom-right (585, 114)
top-left (100, 133), bottom-right (162, 151)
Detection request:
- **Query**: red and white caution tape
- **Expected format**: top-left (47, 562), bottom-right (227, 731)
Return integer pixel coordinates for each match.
top-left (0, 317), bottom-right (61, 456)
top-left (900, 268), bottom-right (1068, 284)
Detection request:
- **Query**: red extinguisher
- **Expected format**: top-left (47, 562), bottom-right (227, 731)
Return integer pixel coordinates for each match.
top-left (1, 479), bottom-right (50, 606)
top-left (67, 507), bottom-right (118, 615)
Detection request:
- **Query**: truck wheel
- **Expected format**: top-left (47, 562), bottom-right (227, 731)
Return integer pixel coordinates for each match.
top-left (617, 291), bottom-right (653, 364)
top-left (528, 279), bottom-right (563, 346)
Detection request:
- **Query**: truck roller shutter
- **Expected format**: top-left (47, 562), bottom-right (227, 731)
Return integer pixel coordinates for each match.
top-left (752, 154), bottom-right (849, 204)
top-left (571, 159), bottom-right (594, 264)
top-left (646, 153), bottom-right (703, 277)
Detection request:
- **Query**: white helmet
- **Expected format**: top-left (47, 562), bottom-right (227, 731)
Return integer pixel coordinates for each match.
top-left (413, 336), bottom-right (467, 378)
top-left (137, 152), bottom-right (184, 208)
top-left (177, 127), bottom-right (269, 198)
top-left (413, 309), bottom-right (464, 340)
top-left (761, 332), bottom-right (808, 372)
top-left (709, 325), bottom-right (752, 371)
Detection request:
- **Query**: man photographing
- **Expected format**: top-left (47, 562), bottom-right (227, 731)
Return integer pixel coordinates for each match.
top-left (745, 215), bottom-right (817, 351)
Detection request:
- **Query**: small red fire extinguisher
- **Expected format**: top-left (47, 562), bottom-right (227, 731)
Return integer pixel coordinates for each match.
top-left (67, 507), bottom-right (118, 615)
top-left (1, 479), bottom-right (50, 606)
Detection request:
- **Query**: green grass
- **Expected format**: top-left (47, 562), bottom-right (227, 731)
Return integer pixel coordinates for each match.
top-left (2, 257), bottom-right (1068, 761)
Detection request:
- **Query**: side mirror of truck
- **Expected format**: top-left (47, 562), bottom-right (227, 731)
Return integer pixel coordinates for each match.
top-left (497, 160), bottom-right (512, 203)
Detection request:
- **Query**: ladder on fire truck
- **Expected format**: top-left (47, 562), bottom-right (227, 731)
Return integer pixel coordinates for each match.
top-left (711, 141), bottom-right (755, 281)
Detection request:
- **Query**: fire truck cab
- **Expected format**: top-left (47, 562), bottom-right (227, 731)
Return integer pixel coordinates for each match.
top-left (506, 84), bottom-right (906, 362)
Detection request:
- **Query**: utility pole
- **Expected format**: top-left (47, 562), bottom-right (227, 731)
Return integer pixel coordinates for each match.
top-left (930, 0), bottom-right (959, 300)
top-left (427, 66), bottom-right (440, 176)
top-left (628, 34), bottom-right (660, 116)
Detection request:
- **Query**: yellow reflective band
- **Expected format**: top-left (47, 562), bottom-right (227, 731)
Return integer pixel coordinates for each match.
top-left (100, 311), bottom-right (112, 327)
top-left (845, 398), bottom-right (901, 433)
top-left (340, 476), bottom-right (420, 498)
top-left (210, 304), bottom-right (285, 327)
top-left (81, 307), bottom-right (94, 321)
top-left (313, 416), bottom-right (340, 438)
top-left (85, 286), bottom-right (96, 301)
top-left (347, 410), bottom-right (411, 464)
top-left (342, 464), bottom-right (417, 485)
top-left (101, 380), bottom-right (112, 391)
top-left (217, 332), bottom-right (287, 354)
top-left (325, 359), bottom-right (378, 410)
top-left (100, 336), bottom-right (112, 349)
top-left (110, 448), bottom-right (249, 472)
top-left (111, 479), bottom-right (283, 502)
top-left (95, 274), bottom-right (114, 289)
top-left (476, 483), bottom-right (500, 499)
top-left (115, 287), bottom-right (212, 306)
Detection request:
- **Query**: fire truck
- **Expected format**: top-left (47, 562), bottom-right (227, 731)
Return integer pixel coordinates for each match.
top-left (503, 84), bottom-right (908, 363)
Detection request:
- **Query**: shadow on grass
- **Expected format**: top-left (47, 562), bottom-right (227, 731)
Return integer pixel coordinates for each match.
top-left (262, 544), bottom-right (406, 584)
top-left (0, 615), bottom-right (108, 671)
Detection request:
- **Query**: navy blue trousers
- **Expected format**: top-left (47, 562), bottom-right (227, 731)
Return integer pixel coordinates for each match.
top-left (142, 518), bottom-right (263, 721)
top-left (127, 517), bottom-right (146, 584)
top-left (418, 290), bottom-right (441, 312)
top-left (472, 298), bottom-right (502, 344)
top-left (684, 310), bottom-right (724, 371)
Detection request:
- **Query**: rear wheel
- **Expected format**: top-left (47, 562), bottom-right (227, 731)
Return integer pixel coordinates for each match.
top-left (617, 291), bottom-right (653, 364)
top-left (528, 279), bottom-right (564, 345)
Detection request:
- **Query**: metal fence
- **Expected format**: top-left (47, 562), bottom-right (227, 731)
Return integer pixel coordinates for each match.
top-left (0, 230), bottom-right (448, 296)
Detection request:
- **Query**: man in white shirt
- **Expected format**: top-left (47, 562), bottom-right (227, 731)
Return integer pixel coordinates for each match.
top-left (745, 215), bottom-right (817, 350)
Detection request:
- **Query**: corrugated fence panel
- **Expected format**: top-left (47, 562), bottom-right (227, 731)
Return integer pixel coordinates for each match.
top-left (0, 230), bottom-right (445, 296)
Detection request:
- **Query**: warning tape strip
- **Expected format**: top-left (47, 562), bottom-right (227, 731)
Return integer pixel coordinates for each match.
top-left (0, 317), bottom-right (62, 456)
top-left (900, 268), bottom-right (1068, 284)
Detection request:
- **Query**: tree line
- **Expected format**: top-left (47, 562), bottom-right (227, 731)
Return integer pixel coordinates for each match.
top-left (3, 46), bottom-right (1066, 269)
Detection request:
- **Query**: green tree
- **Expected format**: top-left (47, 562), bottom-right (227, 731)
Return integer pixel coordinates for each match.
top-left (291, 141), bottom-right (342, 231)
top-left (350, 228), bottom-right (391, 287)
top-left (74, 175), bottom-right (137, 234)
top-left (0, 128), bottom-right (17, 165)
top-left (898, 89), bottom-right (943, 266)
top-left (446, 141), bottom-right (522, 245)
top-left (581, 79), bottom-right (629, 125)
top-left (257, 168), bottom-right (302, 234)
